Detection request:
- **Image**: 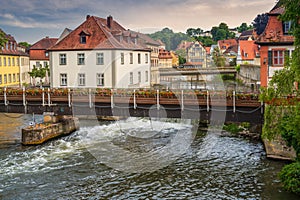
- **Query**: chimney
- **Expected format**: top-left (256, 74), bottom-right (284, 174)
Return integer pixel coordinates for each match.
top-left (107, 15), bottom-right (113, 29)
top-left (86, 15), bottom-right (90, 20)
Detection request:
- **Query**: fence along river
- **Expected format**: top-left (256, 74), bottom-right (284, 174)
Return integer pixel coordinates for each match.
top-left (0, 113), bottom-right (299, 199)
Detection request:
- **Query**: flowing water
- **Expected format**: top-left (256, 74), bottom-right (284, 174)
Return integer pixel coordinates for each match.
top-left (0, 113), bottom-right (298, 200)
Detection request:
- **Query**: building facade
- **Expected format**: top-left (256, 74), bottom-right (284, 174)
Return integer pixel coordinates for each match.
top-left (255, 3), bottom-right (295, 87)
top-left (49, 15), bottom-right (151, 88)
top-left (0, 29), bottom-right (30, 87)
top-left (186, 41), bottom-right (207, 68)
top-left (29, 36), bottom-right (58, 85)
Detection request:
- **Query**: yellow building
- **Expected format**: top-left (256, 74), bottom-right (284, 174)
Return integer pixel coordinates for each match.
top-left (0, 30), bottom-right (29, 87)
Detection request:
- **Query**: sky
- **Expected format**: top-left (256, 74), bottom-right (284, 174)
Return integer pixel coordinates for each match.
top-left (0, 0), bottom-right (277, 44)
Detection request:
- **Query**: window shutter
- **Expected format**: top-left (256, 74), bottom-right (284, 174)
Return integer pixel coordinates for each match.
top-left (268, 50), bottom-right (272, 65)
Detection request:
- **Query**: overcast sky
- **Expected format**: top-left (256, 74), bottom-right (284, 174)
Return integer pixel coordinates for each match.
top-left (0, 0), bottom-right (277, 44)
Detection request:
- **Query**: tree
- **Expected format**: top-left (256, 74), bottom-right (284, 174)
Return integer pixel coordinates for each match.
top-left (18, 42), bottom-right (31, 49)
top-left (237, 23), bottom-right (253, 33)
top-left (0, 29), bottom-right (8, 47)
top-left (148, 28), bottom-right (192, 50)
top-left (260, 0), bottom-right (300, 195)
top-left (211, 23), bottom-right (236, 41)
top-left (186, 28), bottom-right (204, 38)
top-left (212, 47), bottom-right (225, 67)
top-left (175, 49), bottom-right (186, 65)
top-left (28, 64), bottom-right (50, 86)
top-left (252, 13), bottom-right (269, 35)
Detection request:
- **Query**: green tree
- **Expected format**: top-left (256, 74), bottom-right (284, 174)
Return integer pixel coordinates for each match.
top-left (212, 47), bottom-right (225, 67)
top-left (148, 27), bottom-right (192, 50)
top-left (175, 49), bottom-right (186, 65)
top-left (0, 29), bottom-right (8, 47)
top-left (260, 0), bottom-right (300, 195)
top-left (18, 42), bottom-right (31, 49)
top-left (211, 23), bottom-right (236, 41)
top-left (252, 13), bottom-right (269, 35)
top-left (237, 23), bottom-right (253, 33)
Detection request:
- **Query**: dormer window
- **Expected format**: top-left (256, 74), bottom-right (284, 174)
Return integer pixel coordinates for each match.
top-left (283, 21), bottom-right (292, 35)
top-left (80, 35), bottom-right (86, 44)
top-left (79, 30), bottom-right (90, 44)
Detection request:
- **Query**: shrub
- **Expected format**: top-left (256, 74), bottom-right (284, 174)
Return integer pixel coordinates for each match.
top-left (279, 162), bottom-right (300, 195)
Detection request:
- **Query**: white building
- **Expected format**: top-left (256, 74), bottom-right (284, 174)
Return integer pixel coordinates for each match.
top-left (49, 15), bottom-right (151, 88)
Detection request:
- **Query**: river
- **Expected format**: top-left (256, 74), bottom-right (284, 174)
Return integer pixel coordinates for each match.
top-left (0, 113), bottom-right (298, 200)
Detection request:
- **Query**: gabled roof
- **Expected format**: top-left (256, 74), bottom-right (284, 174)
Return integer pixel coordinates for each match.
top-left (255, 3), bottom-right (294, 45)
top-left (239, 40), bottom-right (259, 60)
top-left (269, 2), bottom-right (285, 15)
top-left (239, 29), bottom-right (255, 41)
top-left (49, 15), bottom-right (148, 51)
top-left (0, 29), bottom-right (28, 56)
top-left (30, 37), bottom-right (58, 50)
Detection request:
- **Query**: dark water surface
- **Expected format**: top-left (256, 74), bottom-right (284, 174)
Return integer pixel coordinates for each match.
top-left (0, 114), bottom-right (298, 200)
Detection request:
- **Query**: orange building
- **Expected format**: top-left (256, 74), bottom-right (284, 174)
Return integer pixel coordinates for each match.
top-left (255, 3), bottom-right (295, 87)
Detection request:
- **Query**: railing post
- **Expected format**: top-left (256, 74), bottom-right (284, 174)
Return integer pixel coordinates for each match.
top-left (4, 87), bottom-right (7, 106)
top-left (68, 88), bottom-right (71, 107)
top-left (157, 89), bottom-right (160, 110)
top-left (89, 88), bottom-right (92, 108)
top-left (181, 90), bottom-right (184, 111)
top-left (48, 88), bottom-right (51, 107)
top-left (22, 87), bottom-right (26, 106)
top-left (233, 91), bottom-right (236, 113)
top-left (42, 88), bottom-right (45, 106)
top-left (206, 90), bottom-right (209, 112)
top-left (111, 89), bottom-right (114, 109)
top-left (133, 89), bottom-right (137, 109)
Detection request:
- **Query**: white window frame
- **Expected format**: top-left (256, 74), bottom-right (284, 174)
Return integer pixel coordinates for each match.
top-left (145, 71), bottom-right (148, 82)
top-left (59, 54), bottom-right (67, 65)
top-left (138, 71), bottom-right (141, 83)
top-left (60, 73), bottom-right (67, 86)
top-left (273, 50), bottom-right (284, 66)
top-left (96, 53), bottom-right (104, 65)
top-left (78, 73), bottom-right (86, 86)
top-left (130, 53), bottom-right (133, 64)
top-left (96, 73), bottom-right (104, 86)
top-left (78, 53), bottom-right (85, 65)
top-left (121, 53), bottom-right (124, 65)
top-left (145, 53), bottom-right (148, 64)
top-left (130, 72), bottom-right (133, 85)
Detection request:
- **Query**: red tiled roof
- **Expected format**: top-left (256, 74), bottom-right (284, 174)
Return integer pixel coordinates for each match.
top-left (239, 40), bottom-right (259, 60)
top-left (30, 37), bottom-right (58, 50)
top-left (218, 39), bottom-right (238, 49)
top-left (0, 29), bottom-right (28, 56)
top-left (205, 47), bottom-right (211, 54)
top-left (158, 49), bottom-right (172, 59)
top-left (256, 5), bottom-right (294, 44)
top-left (49, 16), bottom-right (148, 51)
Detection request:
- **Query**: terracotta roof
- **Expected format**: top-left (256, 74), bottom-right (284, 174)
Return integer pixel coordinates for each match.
top-left (256, 4), bottom-right (294, 44)
top-left (205, 47), bottom-right (211, 54)
top-left (269, 2), bottom-right (285, 15)
top-left (30, 37), bottom-right (58, 50)
top-left (239, 40), bottom-right (259, 60)
top-left (49, 15), bottom-right (148, 51)
top-left (0, 29), bottom-right (28, 56)
top-left (158, 49), bottom-right (172, 59)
